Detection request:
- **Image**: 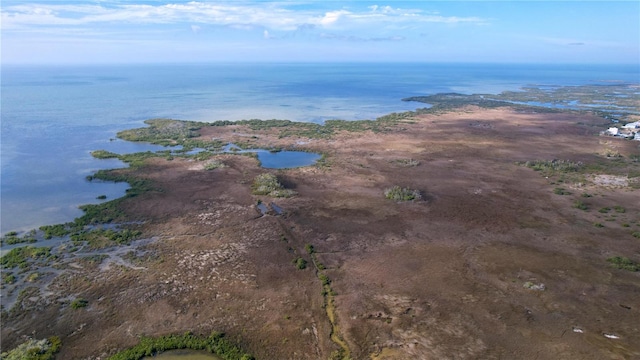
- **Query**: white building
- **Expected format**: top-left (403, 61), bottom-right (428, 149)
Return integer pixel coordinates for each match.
top-left (606, 127), bottom-right (619, 136)
top-left (622, 121), bottom-right (640, 129)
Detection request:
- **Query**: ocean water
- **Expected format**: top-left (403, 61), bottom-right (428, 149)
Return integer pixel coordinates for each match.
top-left (1, 63), bottom-right (638, 233)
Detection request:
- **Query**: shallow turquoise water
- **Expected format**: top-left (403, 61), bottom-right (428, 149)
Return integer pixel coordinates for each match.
top-left (2, 63), bottom-right (637, 232)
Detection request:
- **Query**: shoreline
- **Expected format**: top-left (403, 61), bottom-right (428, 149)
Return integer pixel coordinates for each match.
top-left (2, 87), bottom-right (640, 358)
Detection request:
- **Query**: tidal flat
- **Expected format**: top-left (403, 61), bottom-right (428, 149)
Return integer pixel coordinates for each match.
top-left (2, 86), bottom-right (640, 359)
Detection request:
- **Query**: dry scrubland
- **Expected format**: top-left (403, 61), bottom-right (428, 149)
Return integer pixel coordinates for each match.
top-left (2, 104), bottom-right (640, 359)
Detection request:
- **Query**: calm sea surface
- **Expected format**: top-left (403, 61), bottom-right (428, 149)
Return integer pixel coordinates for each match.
top-left (1, 63), bottom-right (638, 233)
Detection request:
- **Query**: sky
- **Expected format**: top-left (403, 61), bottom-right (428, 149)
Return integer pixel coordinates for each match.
top-left (1, 1), bottom-right (638, 64)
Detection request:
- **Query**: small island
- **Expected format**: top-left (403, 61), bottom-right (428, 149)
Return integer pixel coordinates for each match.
top-left (2, 85), bottom-right (640, 359)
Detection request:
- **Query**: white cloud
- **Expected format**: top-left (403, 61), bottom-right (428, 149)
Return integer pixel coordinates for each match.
top-left (191, 24), bottom-right (201, 33)
top-left (319, 10), bottom-right (351, 26)
top-left (1, 1), bottom-right (489, 31)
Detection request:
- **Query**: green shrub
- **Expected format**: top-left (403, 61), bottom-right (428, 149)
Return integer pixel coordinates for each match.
top-left (294, 257), bottom-right (307, 270)
top-left (553, 187), bottom-right (571, 195)
top-left (614, 206), bottom-right (626, 213)
top-left (607, 256), bottom-right (639, 271)
top-left (39, 224), bottom-right (71, 239)
top-left (204, 160), bottom-right (225, 170)
top-left (384, 186), bottom-right (421, 201)
top-left (251, 173), bottom-right (296, 198)
top-left (91, 150), bottom-right (119, 159)
top-left (318, 273), bottom-right (331, 286)
top-left (572, 200), bottom-right (588, 211)
top-left (0, 336), bottom-right (61, 360)
top-left (598, 207), bottom-right (611, 213)
top-left (0, 246), bottom-right (51, 269)
top-left (107, 331), bottom-right (253, 360)
top-left (1, 230), bottom-right (37, 245)
top-left (522, 159), bottom-right (583, 174)
top-left (71, 298), bottom-right (88, 309)
top-left (2, 272), bottom-right (17, 285)
top-left (305, 244), bottom-right (315, 254)
top-left (70, 228), bottom-right (142, 249)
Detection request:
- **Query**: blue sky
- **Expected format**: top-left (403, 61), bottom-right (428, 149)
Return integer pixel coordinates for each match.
top-left (1, 1), bottom-right (638, 64)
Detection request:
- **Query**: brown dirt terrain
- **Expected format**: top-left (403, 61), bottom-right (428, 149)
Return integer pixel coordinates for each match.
top-left (2, 106), bottom-right (640, 359)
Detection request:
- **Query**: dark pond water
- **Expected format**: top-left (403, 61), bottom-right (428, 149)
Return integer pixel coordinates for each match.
top-left (189, 144), bottom-right (321, 168)
top-left (256, 150), bottom-right (321, 168)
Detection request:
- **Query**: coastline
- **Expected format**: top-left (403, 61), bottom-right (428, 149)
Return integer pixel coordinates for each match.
top-left (2, 88), bottom-right (640, 358)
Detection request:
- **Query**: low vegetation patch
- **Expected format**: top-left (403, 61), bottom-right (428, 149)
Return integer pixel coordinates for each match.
top-left (107, 331), bottom-right (253, 360)
top-left (1, 230), bottom-right (37, 245)
top-left (607, 256), bottom-right (639, 272)
top-left (384, 186), bottom-right (422, 202)
top-left (70, 228), bottom-right (142, 250)
top-left (293, 257), bottom-right (307, 270)
top-left (117, 119), bottom-right (203, 146)
top-left (251, 173), bottom-right (296, 198)
top-left (392, 158), bottom-right (421, 167)
top-left (521, 159), bottom-right (584, 174)
top-left (0, 246), bottom-right (52, 270)
top-left (572, 200), bottom-right (589, 211)
top-left (204, 159), bottom-right (226, 170)
top-left (70, 298), bottom-right (89, 309)
top-left (553, 187), bottom-right (571, 195)
top-left (2, 272), bottom-right (17, 285)
top-left (0, 336), bottom-right (61, 360)
top-left (305, 244), bottom-right (315, 254)
top-left (90, 150), bottom-right (120, 159)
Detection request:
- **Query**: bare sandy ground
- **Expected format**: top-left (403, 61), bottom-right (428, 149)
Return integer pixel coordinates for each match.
top-left (2, 106), bottom-right (639, 359)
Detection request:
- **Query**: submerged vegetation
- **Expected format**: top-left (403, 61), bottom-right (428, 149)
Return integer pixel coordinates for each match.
top-left (107, 331), bottom-right (253, 360)
top-left (1, 230), bottom-right (37, 246)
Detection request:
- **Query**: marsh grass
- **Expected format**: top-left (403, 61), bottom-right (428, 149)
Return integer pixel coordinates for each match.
top-left (384, 186), bottom-right (422, 202)
top-left (0, 336), bottom-right (61, 360)
top-left (1, 230), bottom-right (37, 245)
top-left (0, 246), bottom-right (52, 270)
top-left (107, 331), bottom-right (253, 360)
top-left (607, 256), bottom-right (639, 271)
top-left (251, 173), bottom-right (296, 198)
